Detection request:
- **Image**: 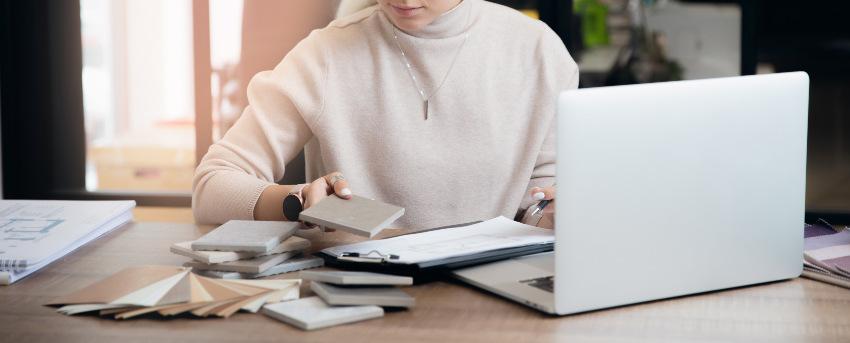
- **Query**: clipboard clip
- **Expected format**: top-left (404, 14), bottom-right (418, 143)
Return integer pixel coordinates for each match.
top-left (338, 250), bottom-right (400, 263)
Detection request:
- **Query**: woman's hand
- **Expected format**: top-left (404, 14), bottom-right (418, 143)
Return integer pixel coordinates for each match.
top-left (253, 171), bottom-right (351, 224)
top-left (302, 172), bottom-right (352, 210)
top-left (528, 186), bottom-right (556, 229)
top-left (300, 172), bottom-right (352, 231)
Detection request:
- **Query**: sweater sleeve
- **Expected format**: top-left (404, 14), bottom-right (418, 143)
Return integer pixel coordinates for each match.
top-left (192, 31), bottom-right (327, 224)
top-left (520, 26), bottom-right (579, 210)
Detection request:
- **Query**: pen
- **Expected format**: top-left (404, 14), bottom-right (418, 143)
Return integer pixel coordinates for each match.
top-left (521, 183), bottom-right (555, 226)
top-left (528, 199), bottom-right (551, 217)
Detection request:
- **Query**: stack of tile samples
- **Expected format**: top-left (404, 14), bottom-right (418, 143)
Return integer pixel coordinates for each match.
top-left (262, 270), bottom-right (415, 330)
top-left (171, 220), bottom-right (324, 279)
top-left (802, 220), bottom-right (850, 289)
top-left (48, 265), bottom-right (301, 319)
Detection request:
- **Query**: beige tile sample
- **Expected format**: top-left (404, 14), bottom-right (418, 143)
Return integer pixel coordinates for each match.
top-left (262, 296), bottom-right (384, 331)
top-left (310, 282), bottom-right (415, 308)
top-left (298, 195), bottom-right (404, 238)
top-left (300, 270), bottom-right (413, 286)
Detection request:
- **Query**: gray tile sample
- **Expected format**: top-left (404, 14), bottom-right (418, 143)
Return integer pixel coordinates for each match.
top-left (262, 296), bottom-right (383, 331)
top-left (172, 236), bottom-right (310, 264)
top-left (184, 251), bottom-right (298, 273)
top-left (300, 270), bottom-right (413, 286)
top-left (196, 256), bottom-right (325, 279)
top-left (310, 281), bottom-right (415, 308)
top-left (298, 195), bottom-right (404, 238)
top-left (191, 220), bottom-right (299, 253)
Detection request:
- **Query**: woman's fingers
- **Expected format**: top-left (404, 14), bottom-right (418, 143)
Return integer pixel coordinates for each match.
top-left (530, 186), bottom-right (556, 201)
top-left (301, 172), bottom-right (351, 232)
top-left (303, 177), bottom-right (329, 210)
top-left (301, 178), bottom-right (334, 231)
top-left (538, 206), bottom-right (555, 229)
top-left (324, 172), bottom-right (352, 199)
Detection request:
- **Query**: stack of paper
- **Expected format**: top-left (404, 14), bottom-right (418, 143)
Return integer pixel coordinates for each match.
top-left (320, 216), bottom-right (554, 265)
top-left (171, 220), bottom-right (324, 279)
top-left (262, 270), bottom-right (414, 330)
top-left (0, 200), bottom-right (136, 285)
top-left (802, 221), bottom-right (850, 289)
top-left (48, 265), bottom-right (300, 319)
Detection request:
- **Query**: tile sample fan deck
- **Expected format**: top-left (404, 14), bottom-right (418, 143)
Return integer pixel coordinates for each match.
top-left (47, 265), bottom-right (300, 319)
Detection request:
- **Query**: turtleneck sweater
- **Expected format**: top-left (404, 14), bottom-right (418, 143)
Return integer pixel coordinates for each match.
top-left (193, 0), bottom-right (579, 230)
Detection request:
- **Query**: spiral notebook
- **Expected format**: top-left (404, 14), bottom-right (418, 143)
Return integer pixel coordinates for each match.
top-left (0, 200), bottom-right (136, 285)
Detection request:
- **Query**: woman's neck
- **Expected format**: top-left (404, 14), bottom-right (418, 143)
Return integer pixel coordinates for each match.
top-left (393, 0), bottom-right (475, 39)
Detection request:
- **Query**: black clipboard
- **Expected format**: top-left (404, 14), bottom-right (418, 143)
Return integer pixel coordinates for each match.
top-left (312, 221), bottom-right (554, 283)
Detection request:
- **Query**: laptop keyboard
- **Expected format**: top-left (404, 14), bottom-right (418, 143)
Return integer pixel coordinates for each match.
top-left (520, 276), bottom-right (554, 293)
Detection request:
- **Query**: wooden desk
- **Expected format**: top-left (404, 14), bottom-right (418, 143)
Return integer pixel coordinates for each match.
top-left (1, 207), bottom-right (849, 343)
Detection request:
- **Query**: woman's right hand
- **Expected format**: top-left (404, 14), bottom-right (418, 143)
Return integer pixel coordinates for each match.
top-left (298, 172), bottom-right (352, 231)
top-left (253, 171), bottom-right (351, 223)
top-left (301, 171), bottom-right (352, 211)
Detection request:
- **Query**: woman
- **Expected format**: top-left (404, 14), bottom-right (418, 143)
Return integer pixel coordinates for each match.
top-left (193, 0), bottom-right (577, 231)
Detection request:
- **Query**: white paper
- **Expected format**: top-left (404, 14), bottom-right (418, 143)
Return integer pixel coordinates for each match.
top-left (0, 200), bottom-right (135, 284)
top-left (321, 216), bottom-right (553, 264)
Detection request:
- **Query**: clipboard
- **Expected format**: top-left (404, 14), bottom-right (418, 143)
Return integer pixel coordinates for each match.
top-left (313, 217), bottom-right (555, 281)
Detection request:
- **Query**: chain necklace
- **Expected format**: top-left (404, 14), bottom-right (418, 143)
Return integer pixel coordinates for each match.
top-left (390, 16), bottom-right (471, 120)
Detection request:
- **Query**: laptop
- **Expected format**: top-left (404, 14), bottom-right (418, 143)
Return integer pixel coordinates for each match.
top-left (452, 72), bottom-right (809, 315)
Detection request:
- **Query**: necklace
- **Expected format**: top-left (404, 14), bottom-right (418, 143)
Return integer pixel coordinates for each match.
top-left (390, 19), bottom-right (471, 120)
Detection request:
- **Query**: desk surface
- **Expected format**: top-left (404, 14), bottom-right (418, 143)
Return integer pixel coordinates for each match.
top-left (1, 207), bottom-right (849, 343)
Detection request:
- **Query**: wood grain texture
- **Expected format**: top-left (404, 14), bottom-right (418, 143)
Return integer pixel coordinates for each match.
top-left (1, 207), bottom-right (849, 343)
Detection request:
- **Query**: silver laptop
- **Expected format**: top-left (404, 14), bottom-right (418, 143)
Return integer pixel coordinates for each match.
top-left (452, 72), bottom-right (809, 315)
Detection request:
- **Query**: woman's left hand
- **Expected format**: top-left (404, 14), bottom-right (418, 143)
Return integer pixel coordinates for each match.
top-left (529, 186), bottom-right (556, 229)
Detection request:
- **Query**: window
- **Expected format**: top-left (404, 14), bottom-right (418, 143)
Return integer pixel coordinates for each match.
top-left (76, 0), bottom-right (338, 196)
top-left (81, 0), bottom-right (195, 192)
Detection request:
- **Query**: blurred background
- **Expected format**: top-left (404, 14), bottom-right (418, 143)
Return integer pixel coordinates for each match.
top-left (1, 0), bottom-right (849, 221)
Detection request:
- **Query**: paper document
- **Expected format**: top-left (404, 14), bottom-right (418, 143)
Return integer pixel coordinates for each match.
top-left (0, 200), bottom-right (136, 285)
top-left (321, 216), bottom-right (553, 264)
top-left (800, 222), bottom-right (850, 290)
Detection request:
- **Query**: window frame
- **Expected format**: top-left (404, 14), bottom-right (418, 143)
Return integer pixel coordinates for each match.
top-left (0, 0), bottom-right (202, 206)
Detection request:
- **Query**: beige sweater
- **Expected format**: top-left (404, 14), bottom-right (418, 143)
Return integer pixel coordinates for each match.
top-left (193, 0), bottom-right (579, 230)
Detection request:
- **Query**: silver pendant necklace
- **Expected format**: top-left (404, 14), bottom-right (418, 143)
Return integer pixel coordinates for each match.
top-left (390, 19), bottom-right (470, 120)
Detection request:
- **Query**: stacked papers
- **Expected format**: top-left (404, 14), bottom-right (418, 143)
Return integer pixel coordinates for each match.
top-left (172, 220), bottom-right (322, 279)
top-left (0, 200), bottom-right (136, 285)
top-left (802, 221), bottom-right (850, 289)
top-left (321, 216), bottom-right (554, 264)
top-left (261, 270), bottom-right (413, 330)
top-left (47, 265), bottom-right (300, 319)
